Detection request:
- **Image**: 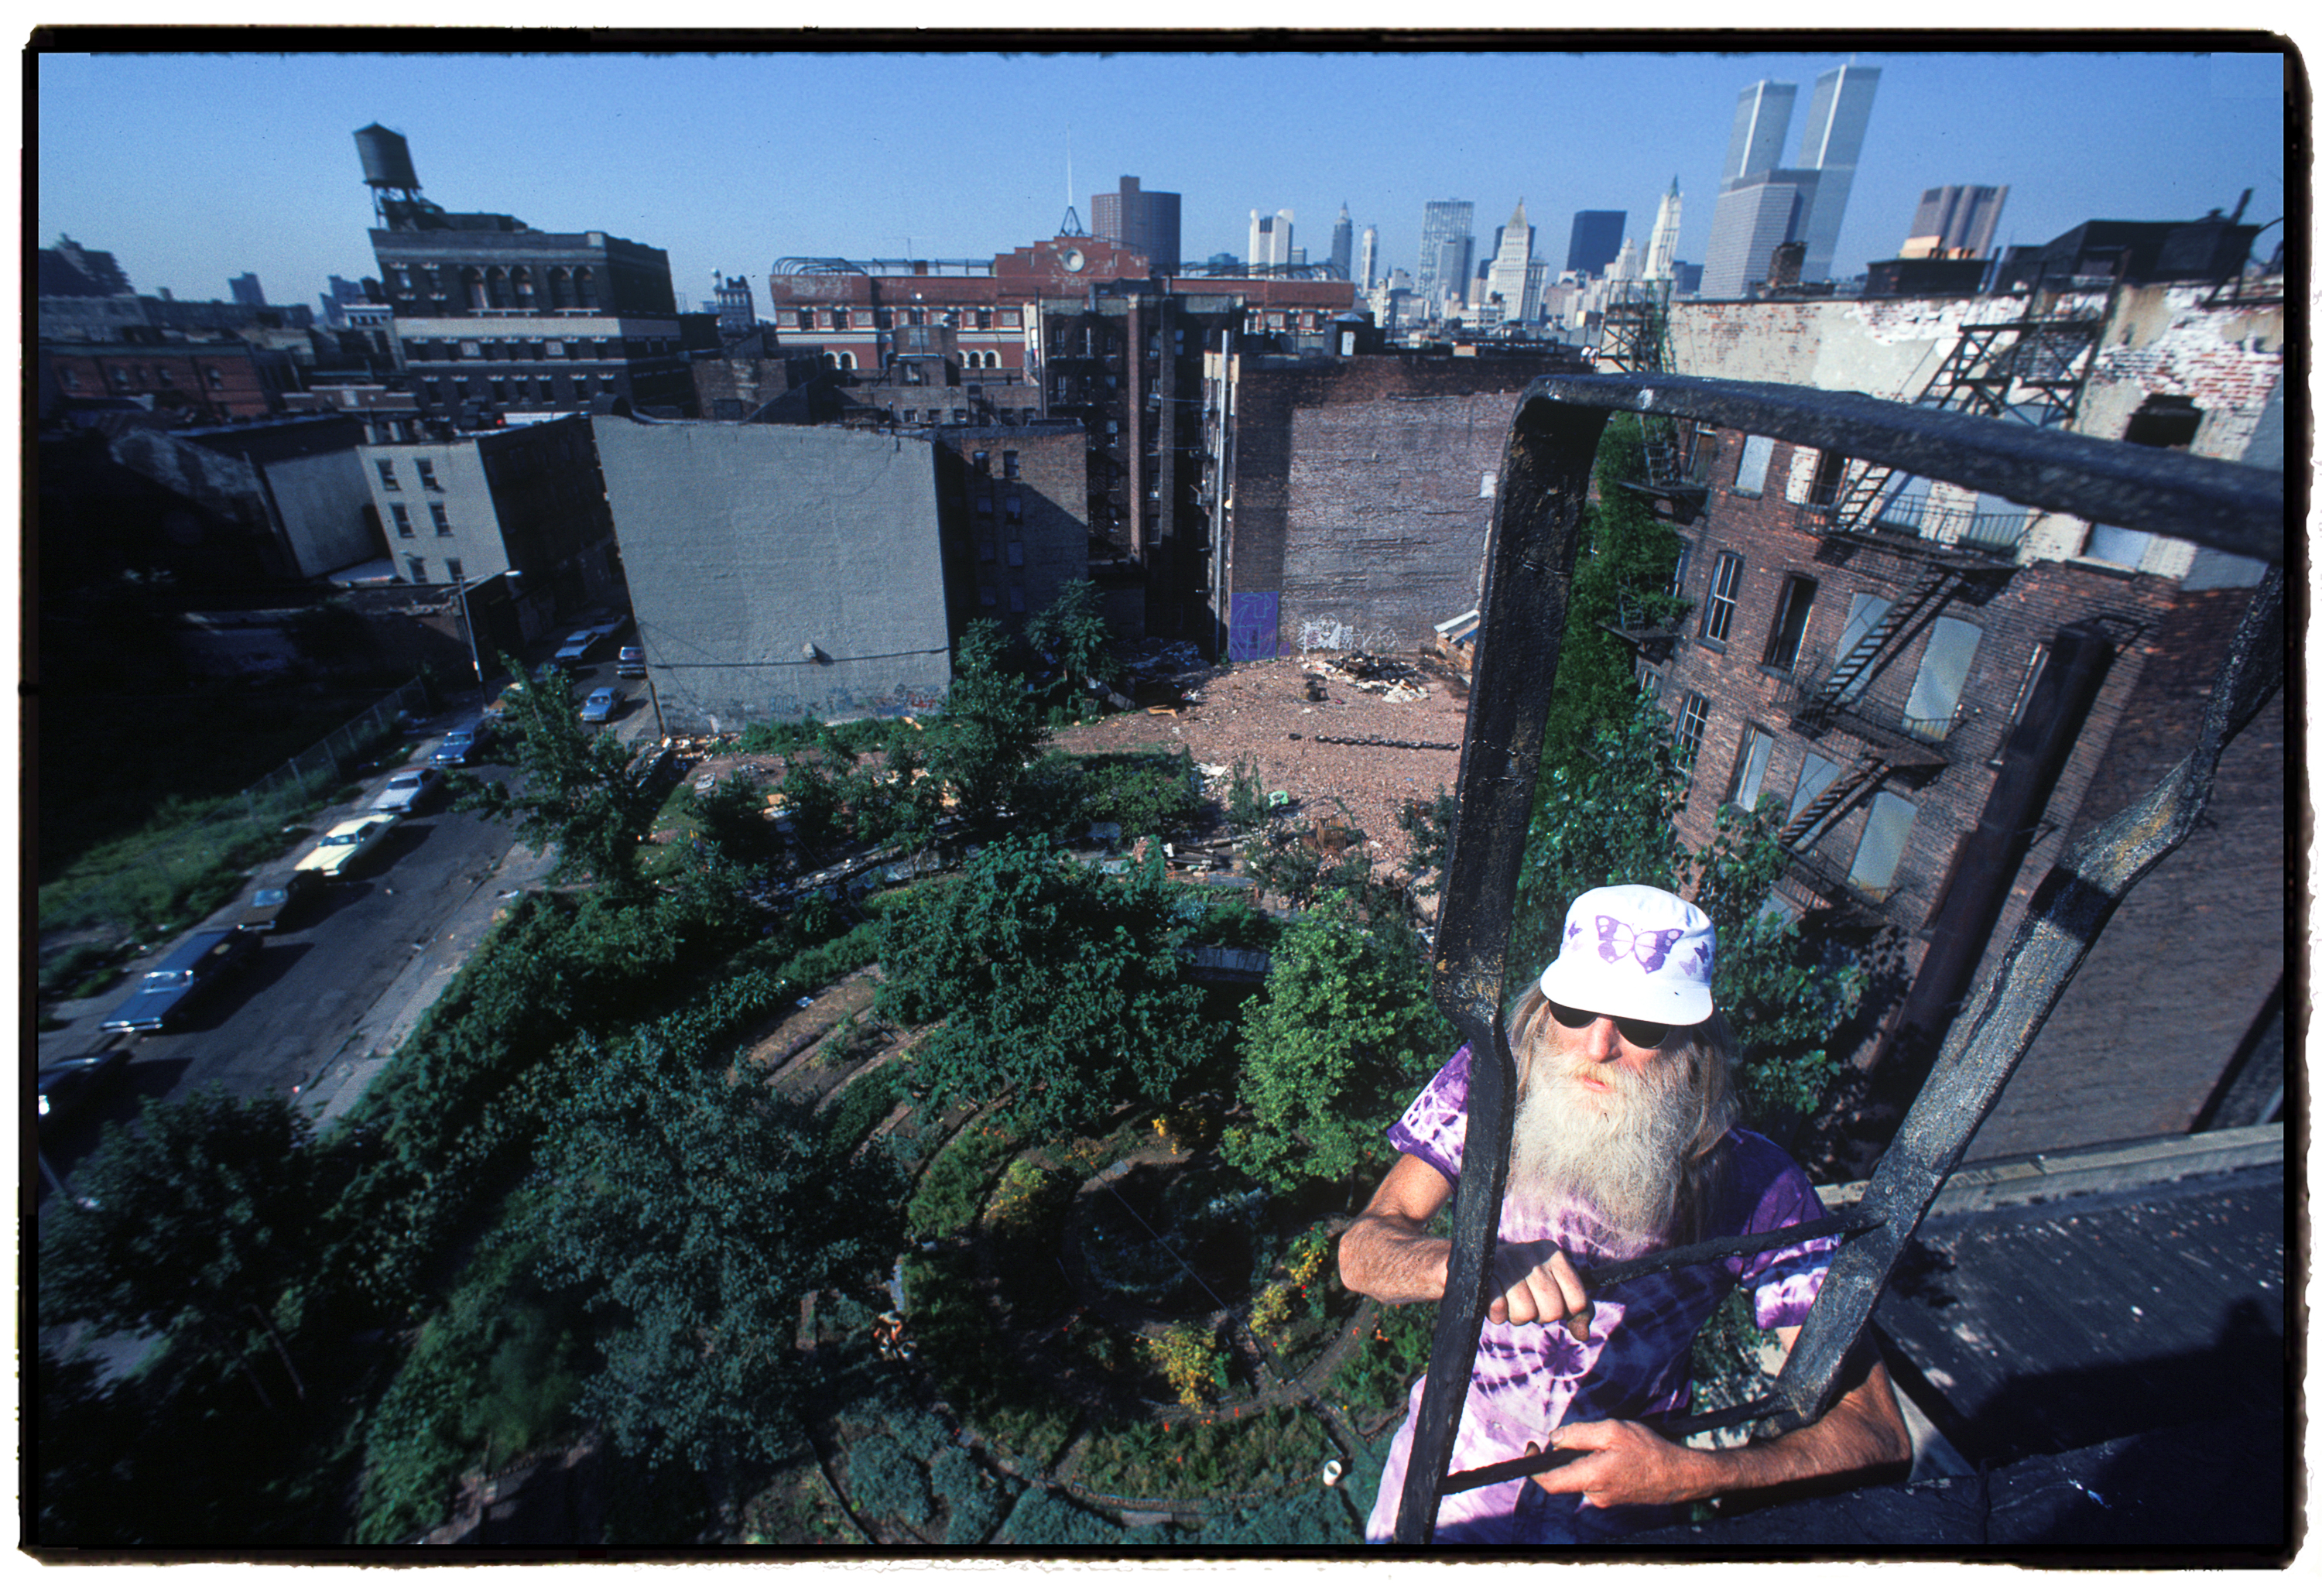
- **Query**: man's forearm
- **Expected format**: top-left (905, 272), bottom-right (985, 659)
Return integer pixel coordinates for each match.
top-left (1338, 1214), bottom-right (1450, 1305)
top-left (1675, 1372), bottom-right (1913, 1501)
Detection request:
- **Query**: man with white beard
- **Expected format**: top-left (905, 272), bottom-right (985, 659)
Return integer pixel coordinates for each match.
top-left (1341, 884), bottom-right (1910, 1543)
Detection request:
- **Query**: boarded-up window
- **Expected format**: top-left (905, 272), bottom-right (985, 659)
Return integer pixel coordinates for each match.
top-left (1729, 725), bottom-right (1776, 813)
top-left (1849, 792), bottom-right (1918, 897)
top-left (1734, 434), bottom-right (1775, 495)
top-left (1903, 617), bottom-right (1981, 738)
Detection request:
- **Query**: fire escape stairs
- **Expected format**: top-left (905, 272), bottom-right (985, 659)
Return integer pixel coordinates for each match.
top-left (1599, 282), bottom-right (1704, 521)
top-left (1803, 567), bottom-right (1963, 726)
top-left (1779, 752), bottom-right (1891, 852)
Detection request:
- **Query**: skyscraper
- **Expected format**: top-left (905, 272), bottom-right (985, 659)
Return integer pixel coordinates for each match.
top-left (1902, 184), bottom-right (2009, 259)
top-left (229, 272), bottom-right (266, 307)
top-left (1565, 211), bottom-right (1627, 276)
top-left (1093, 175), bottom-right (1183, 272)
top-left (1330, 204), bottom-right (1354, 280)
top-left (1700, 65), bottom-right (1879, 296)
top-left (1791, 63), bottom-right (1881, 283)
top-left (1358, 224), bottom-right (1378, 291)
top-left (1417, 200), bottom-right (1474, 313)
top-left (1644, 177), bottom-right (1683, 282)
top-left (1485, 199), bottom-right (1537, 319)
top-left (1249, 208), bottom-right (1296, 270)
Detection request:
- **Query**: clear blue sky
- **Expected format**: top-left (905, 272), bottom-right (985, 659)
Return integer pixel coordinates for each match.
top-left (36, 46), bottom-right (2289, 313)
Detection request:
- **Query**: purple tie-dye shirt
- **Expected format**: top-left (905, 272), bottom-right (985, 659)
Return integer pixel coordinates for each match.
top-left (1365, 1045), bottom-right (1834, 1545)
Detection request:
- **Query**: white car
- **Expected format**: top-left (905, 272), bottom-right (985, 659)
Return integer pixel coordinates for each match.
top-left (295, 811), bottom-right (401, 877)
top-left (373, 766), bottom-right (442, 813)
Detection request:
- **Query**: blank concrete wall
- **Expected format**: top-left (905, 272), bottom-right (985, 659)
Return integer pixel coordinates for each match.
top-left (594, 420), bottom-right (952, 728)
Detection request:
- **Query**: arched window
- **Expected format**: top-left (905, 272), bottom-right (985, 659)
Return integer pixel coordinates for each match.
top-left (509, 266), bottom-right (535, 307)
top-left (485, 267), bottom-right (510, 309)
top-left (547, 268), bottom-right (574, 310)
top-left (463, 267), bottom-right (488, 310)
top-left (574, 267), bottom-right (599, 308)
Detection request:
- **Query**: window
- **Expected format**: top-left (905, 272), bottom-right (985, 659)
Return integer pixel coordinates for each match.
top-left (975, 492), bottom-right (994, 516)
top-left (416, 458), bottom-right (440, 491)
top-left (391, 503), bottom-right (414, 538)
top-left (446, 557), bottom-right (464, 581)
top-left (2081, 522), bottom-right (2152, 567)
top-left (796, 309), bottom-right (815, 331)
top-left (1009, 585), bottom-right (1027, 613)
top-left (831, 309), bottom-right (849, 331)
top-left (544, 341), bottom-right (564, 358)
top-left (1005, 496), bottom-right (1023, 524)
top-left (1003, 450), bottom-right (1019, 479)
top-left (1848, 792), bottom-right (1917, 898)
top-left (1729, 725), bottom-right (1776, 813)
top-left (407, 556), bottom-right (427, 583)
top-left (376, 460), bottom-right (400, 490)
top-left (1808, 449), bottom-right (1846, 506)
top-left (978, 584), bottom-right (998, 607)
top-left (978, 539), bottom-right (996, 563)
top-left (1006, 541), bottom-right (1025, 567)
top-left (1902, 617), bottom-right (1981, 738)
top-left (951, 409), bottom-right (968, 424)
top-left (1674, 691), bottom-right (1710, 765)
top-left (460, 341), bottom-right (481, 359)
top-left (1762, 574), bottom-right (1817, 670)
top-left (204, 367), bottom-right (225, 391)
top-left (1668, 541), bottom-right (1692, 597)
top-left (1702, 551), bottom-right (1743, 642)
top-left (902, 409), bottom-right (918, 424)
top-left (1734, 434), bottom-right (1775, 495)
top-left (430, 503), bottom-right (453, 537)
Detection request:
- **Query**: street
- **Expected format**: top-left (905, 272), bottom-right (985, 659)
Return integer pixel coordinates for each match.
top-left (33, 711), bottom-right (529, 1203)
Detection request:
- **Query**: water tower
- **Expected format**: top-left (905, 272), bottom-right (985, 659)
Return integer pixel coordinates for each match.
top-left (354, 123), bottom-right (426, 227)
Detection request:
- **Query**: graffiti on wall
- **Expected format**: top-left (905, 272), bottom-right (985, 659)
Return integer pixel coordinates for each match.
top-left (1296, 616), bottom-right (1356, 654)
top-left (1228, 591), bottom-right (1279, 661)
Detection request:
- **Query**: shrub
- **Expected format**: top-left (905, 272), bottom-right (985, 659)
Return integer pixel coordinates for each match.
top-left (1145, 1322), bottom-right (1225, 1409)
top-left (902, 1252), bottom-right (1076, 1468)
top-left (846, 1433), bottom-right (935, 1526)
top-left (932, 1445), bottom-right (1011, 1546)
top-left (1326, 1302), bottom-right (1433, 1420)
top-left (907, 1118), bottom-right (1016, 1240)
top-left (1074, 1406), bottom-right (1334, 1499)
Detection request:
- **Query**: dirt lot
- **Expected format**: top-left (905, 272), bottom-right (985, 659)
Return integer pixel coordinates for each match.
top-left (1050, 652), bottom-right (1471, 878)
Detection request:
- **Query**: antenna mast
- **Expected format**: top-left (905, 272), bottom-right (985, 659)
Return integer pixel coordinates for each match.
top-left (1060, 125), bottom-right (1084, 236)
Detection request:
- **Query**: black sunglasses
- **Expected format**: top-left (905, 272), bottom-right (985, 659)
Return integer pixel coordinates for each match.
top-left (1547, 999), bottom-right (1672, 1050)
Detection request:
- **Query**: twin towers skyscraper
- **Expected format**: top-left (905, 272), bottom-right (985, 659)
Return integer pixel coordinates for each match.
top-left (1700, 63), bottom-right (1881, 298)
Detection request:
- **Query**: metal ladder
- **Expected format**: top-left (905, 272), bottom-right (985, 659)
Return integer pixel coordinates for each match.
top-left (1807, 567), bottom-right (1962, 718)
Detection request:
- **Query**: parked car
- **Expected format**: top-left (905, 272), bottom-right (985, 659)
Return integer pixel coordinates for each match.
top-left (39, 1050), bottom-right (132, 1121)
top-left (616, 646), bottom-right (646, 679)
top-left (580, 686), bottom-right (621, 724)
top-left (98, 930), bottom-right (256, 1034)
top-left (294, 811), bottom-right (401, 877)
top-left (235, 868), bottom-right (323, 933)
top-left (373, 765), bottom-right (442, 813)
top-left (552, 630), bottom-right (601, 667)
top-left (432, 720), bottom-right (488, 766)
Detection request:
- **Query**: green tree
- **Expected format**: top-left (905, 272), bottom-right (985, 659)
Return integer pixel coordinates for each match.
top-left (1227, 890), bottom-right (1454, 1193)
top-left (1539, 416), bottom-right (1693, 776)
top-left (533, 1034), bottom-right (906, 1473)
top-left (875, 836), bottom-right (1221, 1142)
top-left (1510, 696), bottom-right (1865, 1123)
top-left (1024, 578), bottom-right (1116, 714)
top-left (39, 1087), bottom-right (326, 1411)
top-left (923, 620), bottom-right (1044, 829)
top-left (462, 655), bottom-right (665, 889)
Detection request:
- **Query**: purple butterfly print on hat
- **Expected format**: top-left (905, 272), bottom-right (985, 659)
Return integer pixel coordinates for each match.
top-left (1538, 885), bottom-right (1716, 1027)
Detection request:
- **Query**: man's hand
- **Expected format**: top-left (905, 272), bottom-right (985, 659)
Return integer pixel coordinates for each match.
top-left (1488, 1252), bottom-right (1594, 1337)
top-left (1525, 1422), bottom-right (1704, 1509)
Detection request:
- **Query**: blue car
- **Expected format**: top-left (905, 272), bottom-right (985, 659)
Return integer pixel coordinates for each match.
top-left (99, 930), bottom-right (256, 1034)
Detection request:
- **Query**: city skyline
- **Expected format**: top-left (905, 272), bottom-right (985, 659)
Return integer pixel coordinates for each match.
top-left (36, 47), bottom-right (2287, 318)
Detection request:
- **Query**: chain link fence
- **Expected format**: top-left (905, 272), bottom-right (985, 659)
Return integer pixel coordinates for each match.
top-left (39, 677), bottom-right (435, 937)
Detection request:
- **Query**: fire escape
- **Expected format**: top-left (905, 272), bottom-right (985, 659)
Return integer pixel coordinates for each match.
top-left (1598, 279), bottom-right (1710, 523)
top-left (1779, 293), bottom-right (2108, 889)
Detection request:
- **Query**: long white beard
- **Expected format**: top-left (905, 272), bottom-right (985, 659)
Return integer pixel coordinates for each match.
top-left (1505, 1039), bottom-right (1698, 1255)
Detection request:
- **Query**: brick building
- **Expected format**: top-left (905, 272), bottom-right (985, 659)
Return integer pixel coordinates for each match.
top-left (925, 420), bottom-right (1092, 643)
top-left (37, 335), bottom-right (293, 422)
top-left (1629, 278), bottom-right (2284, 1166)
top-left (357, 413), bottom-right (619, 633)
top-left (1207, 345), bottom-right (1593, 660)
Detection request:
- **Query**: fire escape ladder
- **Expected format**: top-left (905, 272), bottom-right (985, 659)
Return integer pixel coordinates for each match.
top-left (1809, 567), bottom-right (1961, 717)
top-left (1779, 752), bottom-right (1890, 851)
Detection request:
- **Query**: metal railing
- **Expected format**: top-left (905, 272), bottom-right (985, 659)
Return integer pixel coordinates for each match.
top-left (1796, 494), bottom-right (2033, 554)
top-left (1394, 369), bottom-right (2282, 1543)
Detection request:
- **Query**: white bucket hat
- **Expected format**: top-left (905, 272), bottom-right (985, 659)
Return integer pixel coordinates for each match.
top-left (1536, 884), bottom-right (1716, 1026)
